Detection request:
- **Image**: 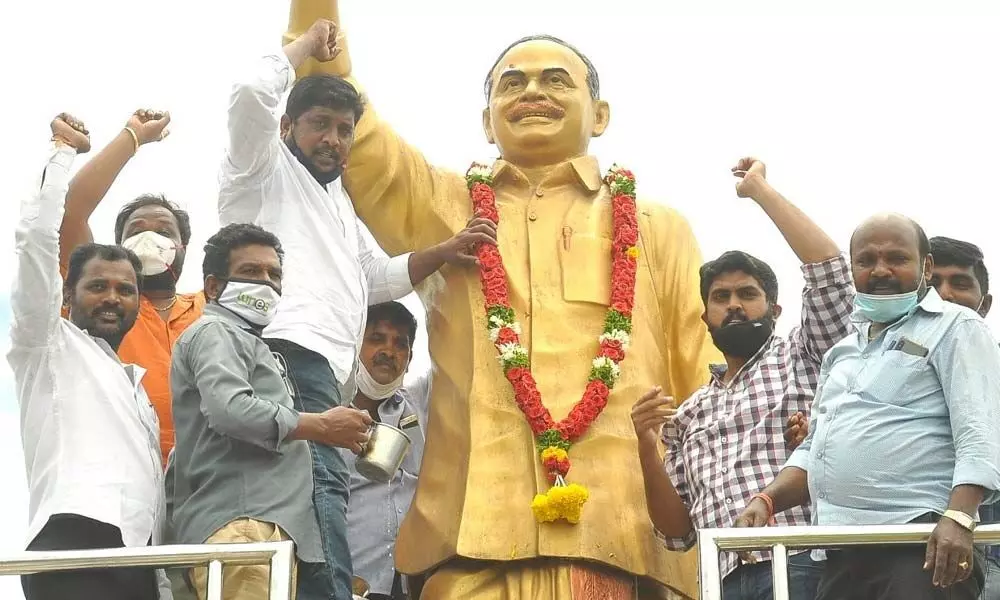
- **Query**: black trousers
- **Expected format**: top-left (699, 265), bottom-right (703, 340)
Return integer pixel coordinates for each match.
top-left (21, 513), bottom-right (158, 600)
top-left (816, 514), bottom-right (984, 600)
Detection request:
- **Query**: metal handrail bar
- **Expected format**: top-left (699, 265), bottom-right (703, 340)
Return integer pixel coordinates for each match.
top-left (0, 540), bottom-right (295, 600)
top-left (698, 523), bottom-right (1000, 600)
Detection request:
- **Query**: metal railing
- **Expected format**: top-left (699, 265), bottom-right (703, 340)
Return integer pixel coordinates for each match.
top-left (0, 540), bottom-right (295, 600)
top-left (698, 523), bottom-right (1000, 600)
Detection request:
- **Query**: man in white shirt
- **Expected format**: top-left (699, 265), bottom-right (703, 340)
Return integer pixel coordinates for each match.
top-left (218, 19), bottom-right (496, 600)
top-left (10, 114), bottom-right (169, 600)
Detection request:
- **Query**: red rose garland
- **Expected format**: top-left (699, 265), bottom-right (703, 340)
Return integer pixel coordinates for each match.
top-left (465, 162), bottom-right (640, 524)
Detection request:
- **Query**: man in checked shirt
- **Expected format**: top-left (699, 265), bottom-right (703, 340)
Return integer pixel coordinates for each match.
top-left (631, 156), bottom-right (854, 600)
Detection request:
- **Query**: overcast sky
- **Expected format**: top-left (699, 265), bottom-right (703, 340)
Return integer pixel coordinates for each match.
top-left (2, 0), bottom-right (999, 595)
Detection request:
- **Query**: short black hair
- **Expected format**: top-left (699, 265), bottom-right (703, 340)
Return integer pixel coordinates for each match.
top-left (65, 243), bottom-right (143, 294)
top-left (699, 251), bottom-right (779, 306)
top-left (366, 301), bottom-right (418, 350)
top-left (286, 75), bottom-right (364, 124)
top-left (484, 34), bottom-right (600, 101)
top-left (114, 194), bottom-right (192, 246)
top-left (202, 223), bottom-right (284, 281)
top-left (849, 215), bottom-right (930, 258)
top-left (930, 236), bottom-right (989, 294)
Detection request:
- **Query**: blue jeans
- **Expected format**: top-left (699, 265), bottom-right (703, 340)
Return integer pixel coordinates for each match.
top-left (266, 339), bottom-right (352, 600)
top-left (982, 556), bottom-right (1000, 600)
top-left (722, 552), bottom-right (823, 600)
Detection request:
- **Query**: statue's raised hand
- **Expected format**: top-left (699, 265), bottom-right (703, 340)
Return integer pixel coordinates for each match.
top-left (126, 109), bottom-right (171, 145)
top-left (306, 19), bottom-right (343, 62)
top-left (51, 113), bottom-right (91, 153)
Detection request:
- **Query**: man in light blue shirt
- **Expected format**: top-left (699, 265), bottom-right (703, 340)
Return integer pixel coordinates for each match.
top-left (736, 214), bottom-right (1000, 599)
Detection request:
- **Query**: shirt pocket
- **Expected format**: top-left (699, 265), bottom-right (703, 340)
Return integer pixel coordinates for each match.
top-left (856, 351), bottom-right (928, 405)
top-left (560, 235), bottom-right (612, 306)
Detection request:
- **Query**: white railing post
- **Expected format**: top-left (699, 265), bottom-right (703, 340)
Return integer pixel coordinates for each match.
top-left (206, 559), bottom-right (224, 600)
top-left (268, 537), bottom-right (296, 600)
top-left (770, 543), bottom-right (789, 600)
top-left (698, 529), bottom-right (724, 600)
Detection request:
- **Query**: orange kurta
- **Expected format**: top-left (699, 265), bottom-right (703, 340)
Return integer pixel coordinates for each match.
top-left (343, 84), bottom-right (721, 598)
top-left (117, 291), bottom-right (205, 464)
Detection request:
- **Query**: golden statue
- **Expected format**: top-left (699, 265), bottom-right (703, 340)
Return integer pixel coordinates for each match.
top-left (285, 2), bottom-right (721, 598)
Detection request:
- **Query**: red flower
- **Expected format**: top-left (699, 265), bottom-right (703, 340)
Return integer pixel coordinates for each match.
top-left (496, 327), bottom-right (519, 346)
top-left (600, 339), bottom-right (625, 362)
top-left (614, 223), bottom-right (638, 249)
top-left (471, 182), bottom-right (496, 207)
top-left (506, 366), bottom-right (529, 386)
top-left (479, 247), bottom-right (501, 269)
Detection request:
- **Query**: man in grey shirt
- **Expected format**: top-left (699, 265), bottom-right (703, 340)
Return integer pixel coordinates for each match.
top-left (167, 223), bottom-right (373, 600)
top-left (341, 302), bottom-right (428, 600)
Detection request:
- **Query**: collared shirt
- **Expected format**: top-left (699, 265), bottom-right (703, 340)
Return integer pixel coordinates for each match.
top-left (787, 288), bottom-right (1000, 525)
top-left (339, 377), bottom-right (428, 595)
top-left (660, 255), bottom-right (854, 578)
top-left (118, 291), bottom-right (205, 465)
top-left (166, 303), bottom-right (323, 563)
top-left (342, 81), bottom-right (720, 597)
top-left (9, 146), bottom-right (165, 550)
top-left (218, 52), bottom-right (413, 385)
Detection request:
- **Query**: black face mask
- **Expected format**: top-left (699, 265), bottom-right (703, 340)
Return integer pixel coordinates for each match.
top-left (710, 315), bottom-right (775, 360)
top-left (285, 134), bottom-right (343, 186)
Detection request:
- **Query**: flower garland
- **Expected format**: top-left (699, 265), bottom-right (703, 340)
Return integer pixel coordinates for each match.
top-left (465, 162), bottom-right (639, 524)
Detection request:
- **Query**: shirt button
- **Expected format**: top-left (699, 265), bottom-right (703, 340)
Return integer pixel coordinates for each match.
top-left (528, 212), bottom-right (538, 221)
top-left (397, 508), bottom-right (403, 514)
top-left (721, 467), bottom-right (728, 473)
top-left (862, 352), bottom-right (870, 359)
top-left (535, 189), bottom-right (544, 197)
top-left (721, 437), bottom-right (727, 443)
top-left (817, 451), bottom-right (824, 459)
top-left (725, 498), bottom-right (733, 505)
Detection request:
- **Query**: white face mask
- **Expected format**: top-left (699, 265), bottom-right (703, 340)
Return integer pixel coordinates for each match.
top-left (121, 231), bottom-right (178, 276)
top-left (217, 279), bottom-right (281, 327)
top-left (355, 359), bottom-right (407, 400)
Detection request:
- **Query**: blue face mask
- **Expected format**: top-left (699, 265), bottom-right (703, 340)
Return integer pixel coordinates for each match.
top-left (854, 271), bottom-right (925, 323)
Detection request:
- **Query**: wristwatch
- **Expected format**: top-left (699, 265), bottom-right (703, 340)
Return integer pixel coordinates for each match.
top-left (943, 509), bottom-right (977, 531)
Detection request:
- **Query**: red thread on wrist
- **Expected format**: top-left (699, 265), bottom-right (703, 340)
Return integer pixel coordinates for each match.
top-left (751, 493), bottom-right (778, 525)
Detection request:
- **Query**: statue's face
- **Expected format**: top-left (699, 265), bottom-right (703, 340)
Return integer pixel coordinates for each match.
top-left (483, 39), bottom-right (608, 166)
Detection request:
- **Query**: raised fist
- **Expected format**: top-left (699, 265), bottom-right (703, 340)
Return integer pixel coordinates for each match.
top-left (306, 19), bottom-right (342, 62)
top-left (731, 157), bottom-right (768, 199)
top-left (50, 113), bottom-right (91, 153)
top-left (126, 109), bottom-right (171, 145)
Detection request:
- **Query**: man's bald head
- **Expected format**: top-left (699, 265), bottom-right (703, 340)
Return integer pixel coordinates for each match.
top-left (849, 213), bottom-right (932, 296)
top-left (849, 213), bottom-right (930, 258)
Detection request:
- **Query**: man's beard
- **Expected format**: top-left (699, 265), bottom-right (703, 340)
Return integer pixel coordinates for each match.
top-left (71, 303), bottom-right (138, 350)
top-left (709, 313), bottom-right (776, 360)
top-left (285, 135), bottom-right (343, 186)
